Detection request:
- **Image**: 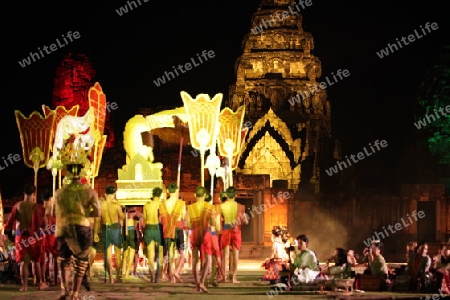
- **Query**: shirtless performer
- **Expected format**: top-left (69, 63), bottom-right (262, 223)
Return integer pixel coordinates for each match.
top-left (143, 188), bottom-right (162, 282)
top-left (205, 193), bottom-right (225, 286)
top-left (122, 208), bottom-right (139, 278)
top-left (82, 194), bottom-right (103, 291)
top-left (187, 186), bottom-right (215, 292)
top-left (220, 186), bottom-right (248, 283)
top-left (96, 185), bottom-right (125, 283)
top-left (54, 164), bottom-right (100, 300)
top-left (159, 183), bottom-right (186, 283)
top-left (4, 183), bottom-right (48, 291)
top-left (42, 189), bottom-right (58, 286)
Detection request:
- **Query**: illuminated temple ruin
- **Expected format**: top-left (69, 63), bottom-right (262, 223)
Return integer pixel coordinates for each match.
top-left (15, 0), bottom-right (446, 258)
top-left (141, 0), bottom-right (338, 247)
top-left (227, 0), bottom-right (332, 194)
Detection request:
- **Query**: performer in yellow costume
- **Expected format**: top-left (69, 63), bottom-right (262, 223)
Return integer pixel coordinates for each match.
top-left (220, 186), bottom-right (248, 283)
top-left (205, 193), bottom-right (225, 286)
top-left (143, 187), bottom-right (162, 282)
top-left (95, 186), bottom-right (125, 283)
top-left (54, 163), bottom-right (100, 300)
top-left (159, 182), bottom-right (186, 283)
top-left (187, 186), bottom-right (214, 292)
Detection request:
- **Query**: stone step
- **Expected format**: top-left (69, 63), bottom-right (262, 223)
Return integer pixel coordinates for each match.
top-left (239, 245), bottom-right (272, 259)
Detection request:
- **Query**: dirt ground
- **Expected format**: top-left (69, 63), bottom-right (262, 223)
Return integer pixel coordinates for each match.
top-left (0, 259), bottom-right (433, 300)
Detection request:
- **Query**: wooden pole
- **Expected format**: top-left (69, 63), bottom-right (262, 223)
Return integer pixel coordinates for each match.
top-left (177, 131), bottom-right (184, 192)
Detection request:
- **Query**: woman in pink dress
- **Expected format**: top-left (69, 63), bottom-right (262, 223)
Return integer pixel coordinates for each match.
top-left (261, 226), bottom-right (291, 283)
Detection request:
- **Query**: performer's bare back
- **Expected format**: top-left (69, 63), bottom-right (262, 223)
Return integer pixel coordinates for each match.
top-left (15, 201), bottom-right (35, 231)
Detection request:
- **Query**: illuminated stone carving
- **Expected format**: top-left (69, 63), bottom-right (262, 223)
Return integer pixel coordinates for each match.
top-left (229, 0), bottom-right (332, 192)
top-left (238, 109), bottom-right (302, 189)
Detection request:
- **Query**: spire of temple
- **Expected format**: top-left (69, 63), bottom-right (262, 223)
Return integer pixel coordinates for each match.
top-left (229, 0), bottom-right (333, 193)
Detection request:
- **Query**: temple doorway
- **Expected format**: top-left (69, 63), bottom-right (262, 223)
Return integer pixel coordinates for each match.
top-left (417, 201), bottom-right (436, 242)
top-left (236, 197), bottom-right (254, 242)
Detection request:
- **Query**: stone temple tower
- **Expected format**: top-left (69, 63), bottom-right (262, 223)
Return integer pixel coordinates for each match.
top-left (228, 0), bottom-right (333, 193)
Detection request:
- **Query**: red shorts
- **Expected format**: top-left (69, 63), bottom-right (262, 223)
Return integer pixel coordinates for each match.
top-left (189, 227), bottom-right (204, 249)
top-left (200, 232), bottom-right (212, 261)
top-left (221, 226), bottom-right (242, 250)
top-left (45, 233), bottom-right (58, 255)
top-left (15, 231), bottom-right (42, 263)
top-left (200, 231), bottom-right (221, 261)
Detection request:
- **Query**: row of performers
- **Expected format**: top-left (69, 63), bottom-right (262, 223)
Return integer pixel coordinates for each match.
top-left (96, 183), bottom-right (248, 293)
top-left (2, 181), bottom-right (248, 294)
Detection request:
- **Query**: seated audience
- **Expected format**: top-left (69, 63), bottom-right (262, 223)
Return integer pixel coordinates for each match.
top-left (327, 247), bottom-right (352, 278)
top-left (408, 241), bottom-right (432, 291)
top-left (290, 234), bottom-right (320, 283)
top-left (347, 249), bottom-right (359, 267)
top-left (406, 241), bottom-right (417, 263)
top-left (431, 242), bottom-right (450, 294)
top-left (369, 243), bottom-right (388, 276)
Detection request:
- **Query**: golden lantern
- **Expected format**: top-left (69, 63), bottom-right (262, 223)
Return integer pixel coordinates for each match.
top-left (181, 91), bottom-right (222, 186)
top-left (87, 82), bottom-right (107, 188)
top-left (15, 110), bottom-right (56, 195)
top-left (217, 105), bottom-right (246, 187)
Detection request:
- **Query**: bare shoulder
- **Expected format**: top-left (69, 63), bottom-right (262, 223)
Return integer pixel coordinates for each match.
top-left (15, 201), bottom-right (22, 209)
top-left (89, 188), bottom-right (98, 196)
top-left (14, 201), bottom-right (22, 214)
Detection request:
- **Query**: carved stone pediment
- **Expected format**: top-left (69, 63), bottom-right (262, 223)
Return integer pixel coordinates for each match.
top-left (228, 0), bottom-right (331, 192)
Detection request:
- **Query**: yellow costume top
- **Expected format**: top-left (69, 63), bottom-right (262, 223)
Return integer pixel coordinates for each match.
top-left (159, 199), bottom-right (185, 239)
top-left (187, 201), bottom-right (213, 246)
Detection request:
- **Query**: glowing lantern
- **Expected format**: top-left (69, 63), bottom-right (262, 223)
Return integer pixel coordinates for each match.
top-left (15, 110), bottom-right (56, 194)
top-left (217, 105), bottom-right (246, 187)
top-left (181, 91), bottom-right (222, 186)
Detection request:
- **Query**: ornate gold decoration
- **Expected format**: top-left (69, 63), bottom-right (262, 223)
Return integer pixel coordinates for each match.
top-left (217, 105), bottom-right (246, 186)
top-left (88, 82), bottom-right (106, 137)
top-left (15, 110), bottom-right (56, 169)
top-left (181, 91), bottom-right (223, 186)
top-left (42, 104), bottom-right (79, 137)
top-left (218, 105), bottom-right (246, 157)
top-left (15, 110), bottom-right (56, 191)
top-left (87, 83), bottom-right (108, 187)
top-left (59, 141), bottom-right (90, 166)
top-left (42, 105), bottom-right (79, 189)
top-left (115, 115), bottom-right (163, 206)
top-left (240, 108), bottom-right (302, 190)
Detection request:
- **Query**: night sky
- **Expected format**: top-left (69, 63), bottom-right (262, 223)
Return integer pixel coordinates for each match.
top-left (2, 0), bottom-right (449, 197)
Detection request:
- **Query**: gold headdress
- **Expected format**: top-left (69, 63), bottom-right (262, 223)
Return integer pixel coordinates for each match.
top-left (60, 141), bottom-right (90, 177)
